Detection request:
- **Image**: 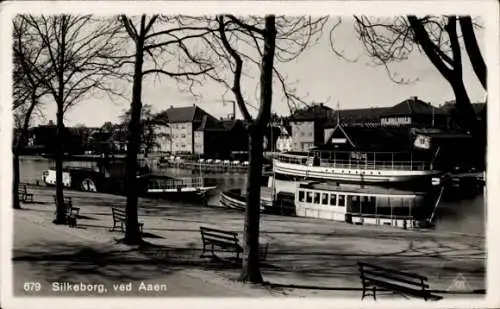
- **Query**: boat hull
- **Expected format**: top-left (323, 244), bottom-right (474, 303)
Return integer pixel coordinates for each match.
top-left (273, 160), bottom-right (441, 183)
top-left (219, 189), bottom-right (268, 211)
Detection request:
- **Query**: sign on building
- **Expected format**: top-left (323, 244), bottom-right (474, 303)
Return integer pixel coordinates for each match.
top-left (414, 134), bottom-right (431, 149)
top-left (381, 116), bottom-right (412, 126)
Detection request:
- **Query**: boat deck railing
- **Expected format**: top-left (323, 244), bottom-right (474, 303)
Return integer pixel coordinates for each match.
top-left (149, 177), bottom-right (205, 189)
top-left (275, 153), bottom-right (432, 171)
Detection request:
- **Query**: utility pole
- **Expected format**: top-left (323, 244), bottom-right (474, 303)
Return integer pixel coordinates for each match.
top-left (336, 101), bottom-right (341, 125)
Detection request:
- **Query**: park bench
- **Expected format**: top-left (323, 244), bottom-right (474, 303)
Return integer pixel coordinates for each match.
top-left (18, 184), bottom-right (34, 203)
top-left (111, 208), bottom-right (143, 233)
top-left (53, 196), bottom-right (80, 216)
top-left (199, 226), bottom-right (268, 261)
top-left (358, 262), bottom-right (442, 301)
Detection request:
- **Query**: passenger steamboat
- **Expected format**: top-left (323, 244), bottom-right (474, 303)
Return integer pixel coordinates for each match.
top-left (294, 182), bottom-right (443, 229)
top-left (273, 150), bottom-right (441, 185)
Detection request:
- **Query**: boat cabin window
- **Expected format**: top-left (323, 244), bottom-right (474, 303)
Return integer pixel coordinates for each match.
top-left (314, 192), bottom-right (321, 204)
top-left (321, 193), bottom-right (328, 205)
top-left (329, 194), bottom-right (337, 206)
top-left (338, 194), bottom-right (346, 207)
top-left (306, 191), bottom-right (313, 203)
top-left (298, 190), bottom-right (305, 202)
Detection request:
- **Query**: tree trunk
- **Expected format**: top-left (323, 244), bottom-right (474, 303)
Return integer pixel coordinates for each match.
top-left (450, 78), bottom-right (485, 167)
top-left (124, 26), bottom-right (145, 245)
top-left (450, 77), bottom-right (478, 134)
top-left (54, 106), bottom-right (67, 224)
top-left (239, 126), bottom-right (264, 283)
top-left (13, 95), bottom-right (38, 209)
top-left (239, 15), bottom-right (276, 283)
top-left (13, 151), bottom-right (21, 209)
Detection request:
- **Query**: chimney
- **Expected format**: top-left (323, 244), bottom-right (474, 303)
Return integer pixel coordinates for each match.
top-left (170, 105), bottom-right (173, 109)
top-left (411, 96), bottom-right (418, 101)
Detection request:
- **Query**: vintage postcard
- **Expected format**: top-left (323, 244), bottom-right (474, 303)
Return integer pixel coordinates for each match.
top-left (0, 1), bottom-right (499, 309)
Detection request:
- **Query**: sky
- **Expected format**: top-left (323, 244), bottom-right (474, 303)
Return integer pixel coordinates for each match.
top-left (33, 17), bottom-right (486, 128)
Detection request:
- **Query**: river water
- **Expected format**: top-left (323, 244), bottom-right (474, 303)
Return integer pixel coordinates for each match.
top-left (19, 156), bottom-right (485, 236)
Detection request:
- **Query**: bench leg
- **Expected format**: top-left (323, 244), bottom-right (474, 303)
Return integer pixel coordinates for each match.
top-left (201, 242), bottom-right (208, 258)
top-left (373, 286), bottom-right (377, 301)
top-left (361, 284), bottom-right (366, 300)
top-left (211, 244), bottom-right (215, 258)
top-left (111, 220), bottom-right (118, 232)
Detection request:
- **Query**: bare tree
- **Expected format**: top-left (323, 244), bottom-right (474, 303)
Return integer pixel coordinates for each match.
top-left (118, 15), bottom-right (215, 244)
top-left (331, 15), bottom-right (485, 136)
top-left (12, 18), bottom-right (50, 209)
top-left (18, 15), bottom-right (125, 224)
top-left (190, 14), bottom-right (327, 283)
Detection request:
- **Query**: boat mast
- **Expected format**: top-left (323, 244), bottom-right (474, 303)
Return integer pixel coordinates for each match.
top-left (428, 186), bottom-right (445, 224)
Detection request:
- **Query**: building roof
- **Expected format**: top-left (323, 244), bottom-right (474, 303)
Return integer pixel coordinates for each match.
top-left (290, 103), bottom-right (334, 121)
top-left (195, 115), bottom-right (226, 131)
top-left (383, 97), bottom-right (446, 117)
top-left (156, 105), bottom-right (216, 124)
top-left (324, 107), bottom-right (391, 128)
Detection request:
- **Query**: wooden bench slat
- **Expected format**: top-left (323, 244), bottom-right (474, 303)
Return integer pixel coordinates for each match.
top-left (202, 232), bottom-right (238, 241)
top-left (365, 278), bottom-right (431, 297)
top-left (362, 270), bottom-right (430, 288)
top-left (18, 184), bottom-right (34, 203)
top-left (111, 207), bottom-right (143, 233)
top-left (200, 226), bottom-right (243, 259)
top-left (359, 262), bottom-right (428, 281)
top-left (358, 262), bottom-right (438, 301)
top-left (200, 227), bottom-right (238, 237)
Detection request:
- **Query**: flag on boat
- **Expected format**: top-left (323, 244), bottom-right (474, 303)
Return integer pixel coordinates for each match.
top-left (414, 134), bottom-right (431, 149)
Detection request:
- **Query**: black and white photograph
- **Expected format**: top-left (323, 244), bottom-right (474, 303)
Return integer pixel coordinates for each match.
top-left (0, 1), bottom-right (498, 308)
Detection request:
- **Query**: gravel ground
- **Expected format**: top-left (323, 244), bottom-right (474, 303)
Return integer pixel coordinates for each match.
top-left (8, 186), bottom-right (486, 300)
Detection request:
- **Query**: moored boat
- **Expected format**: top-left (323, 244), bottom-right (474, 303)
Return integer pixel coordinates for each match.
top-left (145, 176), bottom-right (217, 198)
top-left (293, 182), bottom-right (443, 229)
top-left (219, 188), bottom-right (272, 212)
top-left (273, 151), bottom-right (441, 185)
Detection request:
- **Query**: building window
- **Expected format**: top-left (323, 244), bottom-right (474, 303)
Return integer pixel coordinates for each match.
top-left (329, 194), bottom-right (337, 206)
top-left (314, 192), bottom-right (320, 204)
top-left (181, 134), bottom-right (186, 138)
top-left (321, 193), bottom-right (328, 205)
top-left (338, 194), bottom-right (346, 207)
top-left (298, 190), bottom-right (305, 202)
top-left (181, 144), bottom-right (186, 148)
top-left (306, 191), bottom-right (313, 203)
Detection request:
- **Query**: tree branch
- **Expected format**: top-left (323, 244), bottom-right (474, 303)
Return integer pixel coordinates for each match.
top-left (217, 15), bottom-right (253, 122)
top-left (459, 16), bottom-right (486, 89)
top-left (407, 15), bottom-right (454, 81)
top-left (227, 15), bottom-right (265, 35)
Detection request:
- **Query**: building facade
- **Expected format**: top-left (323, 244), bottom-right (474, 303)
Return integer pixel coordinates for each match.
top-left (155, 105), bottom-right (219, 154)
top-left (289, 103), bottom-right (334, 152)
